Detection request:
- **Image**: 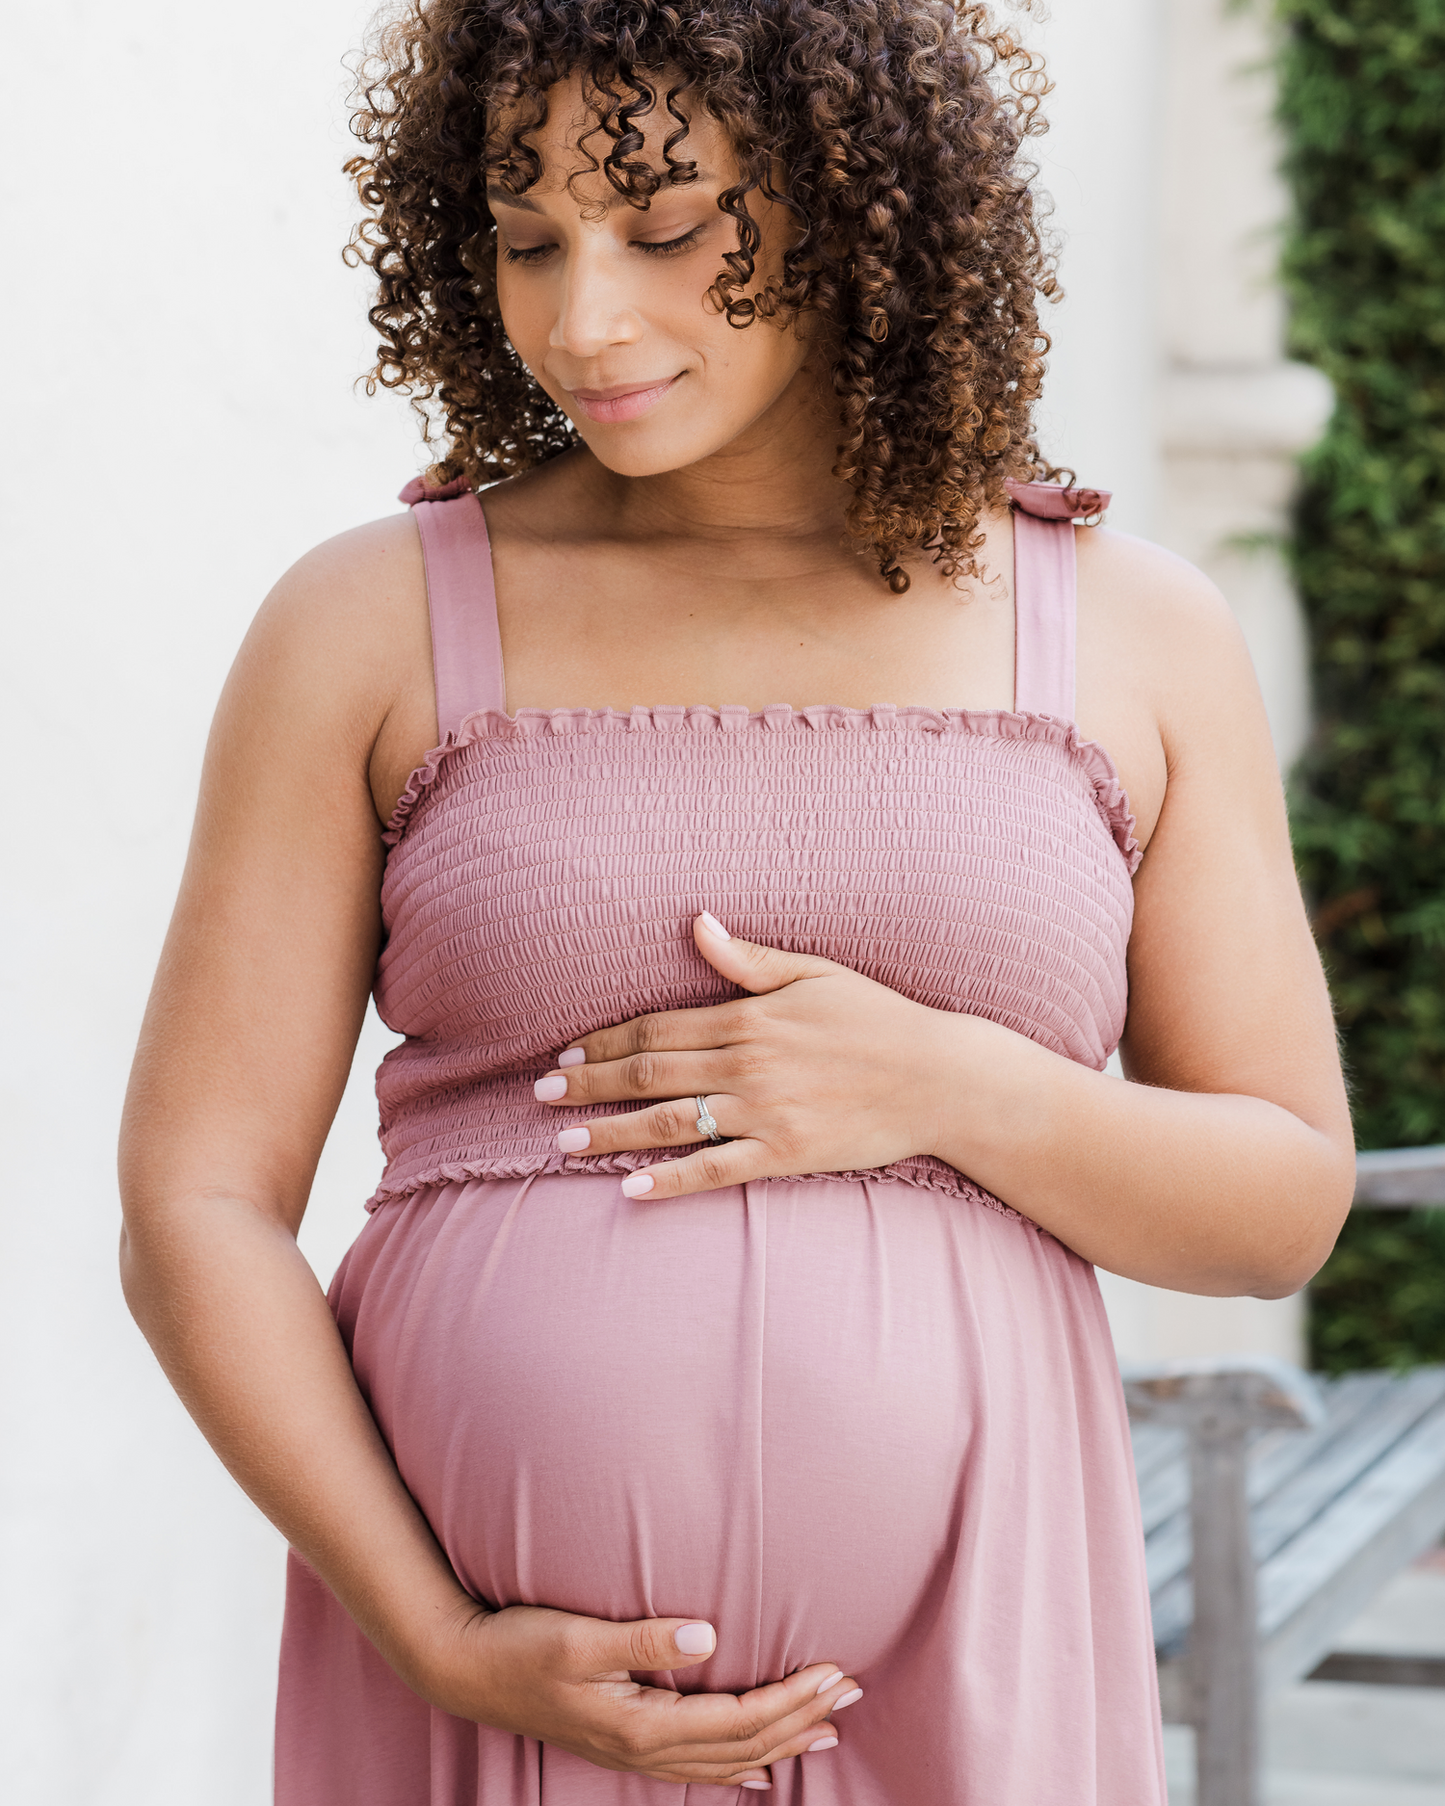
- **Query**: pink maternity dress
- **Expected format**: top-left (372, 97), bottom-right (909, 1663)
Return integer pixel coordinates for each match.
top-left (274, 476), bottom-right (1167, 1805)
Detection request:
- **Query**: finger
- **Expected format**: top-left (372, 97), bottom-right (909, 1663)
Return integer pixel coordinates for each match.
top-left (632, 1667), bottom-right (861, 1773)
top-left (545, 913), bottom-right (845, 1070)
top-left (535, 1048), bottom-right (730, 1108)
top-left (569, 1615), bottom-right (721, 1680)
top-left (553, 996), bottom-right (760, 1068)
top-left (691, 911), bottom-right (844, 995)
top-left (553, 1095), bottom-right (741, 1158)
top-left (610, 1661), bottom-right (859, 1757)
top-left (617, 1141), bottom-right (772, 1200)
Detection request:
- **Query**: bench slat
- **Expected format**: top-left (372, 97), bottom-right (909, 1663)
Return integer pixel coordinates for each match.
top-left (1354, 1145), bottom-right (1445, 1206)
top-left (1248, 1368), bottom-right (1445, 1563)
top-left (1243, 1372), bottom-right (1399, 1505)
top-left (1138, 1448), bottom-right (1191, 1541)
top-left (1142, 1369), bottom-right (1445, 1658)
top-left (1258, 1398), bottom-right (1445, 1689)
top-left (1130, 1422), bottom-right (1185, 1490)
top-left (1140, 1372), bottom-right (1405, 1598)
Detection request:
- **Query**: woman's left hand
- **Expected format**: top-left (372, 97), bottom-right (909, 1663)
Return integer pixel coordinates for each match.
top-left (533, 911), bottom-right (966, 1199)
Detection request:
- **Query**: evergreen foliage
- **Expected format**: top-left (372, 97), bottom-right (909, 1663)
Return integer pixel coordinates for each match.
top-left (1309, 1209), bottom-right (1445, 1372)
top-left (1276, 0), bottom-right (1445, 1152)
top-left (1275, 1), bottom-right (1445, 1367)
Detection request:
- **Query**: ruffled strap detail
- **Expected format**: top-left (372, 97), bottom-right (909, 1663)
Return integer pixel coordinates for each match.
top-left (1004, 479), bottom-right (1111, 520)
top-left (398, 473), bottom-right (472, 504)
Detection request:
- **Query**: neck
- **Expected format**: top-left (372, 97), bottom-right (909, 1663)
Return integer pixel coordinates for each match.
top-left (581, 362), bottom-right (854, 555)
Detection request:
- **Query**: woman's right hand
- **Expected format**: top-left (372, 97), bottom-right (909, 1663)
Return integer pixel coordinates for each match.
top-left (419, 1601), bottom-right (861, 1789)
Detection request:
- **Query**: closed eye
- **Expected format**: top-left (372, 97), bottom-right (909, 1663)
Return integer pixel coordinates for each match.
top-left (500, 240), bottom-right (557, 266)
top-left (635, 224), bottom-right (706, 258)
top-left (500, 224), bottom-right (707, 267)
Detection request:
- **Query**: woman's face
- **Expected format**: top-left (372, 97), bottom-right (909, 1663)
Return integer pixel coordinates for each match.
top-left (490, 77), bottom-right (817, 477)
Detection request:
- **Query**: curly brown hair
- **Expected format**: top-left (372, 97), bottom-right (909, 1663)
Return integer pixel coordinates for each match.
top-left (345, 0), bottom-right (1060, 588)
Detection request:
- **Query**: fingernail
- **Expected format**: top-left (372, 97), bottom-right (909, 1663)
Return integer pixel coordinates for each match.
top-left (740, 1783), bottom-right (771, 1792)
top-left (830, 1688), bottom-right (863, 1711)
top-left (556, 1127), bottom-right (591, 1153)
top-left (534, 1075), bottom-right (568, 1101)
top-left (807, 1736), bottom-right (839, 1751)
top-left (620, 1172), bottom-right (654, 1197)
top-left (814, 1669), bottom-right (844, 1696)
top-left (697, 910), bottom-right (731, 941)
top-left (558, 1047), bottom-right (586, 1067)
top-left (674, 1621), bottom-right (715, 1655)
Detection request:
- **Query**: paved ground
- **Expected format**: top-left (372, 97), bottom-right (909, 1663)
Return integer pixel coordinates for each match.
top-left (1165, 1558), bottom-right (1445, 1805)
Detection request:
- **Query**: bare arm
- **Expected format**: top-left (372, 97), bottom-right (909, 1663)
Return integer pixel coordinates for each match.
top-left (119, 519), bottom-right (849, 1782)
top-left (118, 516), bottom-right (473, 1683)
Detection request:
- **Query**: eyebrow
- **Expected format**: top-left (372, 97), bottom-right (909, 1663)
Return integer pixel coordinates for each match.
top-left (486, 187), bottom-right (545, 213)
top-left (486, 176), bottom-right (712, 214)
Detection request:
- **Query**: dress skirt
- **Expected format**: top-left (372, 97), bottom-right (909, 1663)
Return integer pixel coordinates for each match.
top-left (275, 1171), bottom-right (1167, 1804)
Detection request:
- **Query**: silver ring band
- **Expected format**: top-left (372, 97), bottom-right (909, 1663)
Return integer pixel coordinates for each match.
top-left (694, 1095), bottom-right (723, 1142)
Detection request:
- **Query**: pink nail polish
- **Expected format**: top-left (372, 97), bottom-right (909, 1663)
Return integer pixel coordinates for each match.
top-left (830, 1688), bottom-right (863, 1711)
top-left (620, 1172), bottom-right (654, 1197)
top-left (697, 910), bottom-right (731, 941)
top-left (558, 1048), bottom-right (586, 1067)
top-left (556, 1127), bottom-right (590, 1153)
top-left (814, 1669), bottom-right (844, 1696)
top-left (534, 1075), bottom-right (568, 1101)
top-left (673, 1621), bottom-right (716, 1655)
top-left (739, 1783), bottom-right (771, 1792)
top-left (807, 1736), bottom-right (839, 1752)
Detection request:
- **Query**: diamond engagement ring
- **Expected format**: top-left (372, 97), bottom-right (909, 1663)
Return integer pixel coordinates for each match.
top-left (694, 1096), bottom-right (723, 1142)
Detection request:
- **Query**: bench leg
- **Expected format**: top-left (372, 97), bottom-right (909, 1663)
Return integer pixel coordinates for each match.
top-left (1189, 1416), bottom-right (1260, 1806)
top-left (1124, 1360), bottom-right (1321, 1806)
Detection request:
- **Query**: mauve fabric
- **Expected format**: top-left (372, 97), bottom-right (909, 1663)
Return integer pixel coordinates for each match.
top-left (274, 484), bottom-right (1167, 1804)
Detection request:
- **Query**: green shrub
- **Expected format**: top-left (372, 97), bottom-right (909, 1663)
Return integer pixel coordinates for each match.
top-left (1275, 0), bottom-right (1445, 1363)
top-left (1308, 1210), bottom-right (1445, 1373)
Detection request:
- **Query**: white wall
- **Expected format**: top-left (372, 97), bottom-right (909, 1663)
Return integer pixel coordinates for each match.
top-left (1029, 0), bottom-right (1165, 537)
top-left (1, 3), bottom-right (1322, 1800)
top-left (2, 6), bottom-right (411, 1801)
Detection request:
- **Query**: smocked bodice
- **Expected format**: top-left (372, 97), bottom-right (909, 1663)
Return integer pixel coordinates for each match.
top-left (370, 691), bottom-right (1139, 1213)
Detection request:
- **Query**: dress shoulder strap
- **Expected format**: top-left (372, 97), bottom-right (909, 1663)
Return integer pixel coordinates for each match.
top-left (399, 475), bottom-right (507, 735)
top-left (1004, 479), bottom-right (1111, 721)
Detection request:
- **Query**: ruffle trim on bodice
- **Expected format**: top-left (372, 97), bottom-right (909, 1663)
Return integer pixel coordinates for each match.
top-left (365, 1146), bottom-right (1026, 1221)
top-left (382, 702), bottom-right (1142, 874)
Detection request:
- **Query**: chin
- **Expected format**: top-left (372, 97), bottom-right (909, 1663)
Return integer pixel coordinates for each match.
top-left (576, 423), bottom-right (735, 477)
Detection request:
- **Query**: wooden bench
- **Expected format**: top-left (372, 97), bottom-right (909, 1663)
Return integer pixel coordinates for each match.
top-left (1123, 1143), bottom-right (1445, 1806)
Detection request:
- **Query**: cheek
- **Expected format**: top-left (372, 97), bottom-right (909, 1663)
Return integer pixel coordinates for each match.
top-left (495, 269), bottom-right (552, 365)
top-left (703, 316), bottom-right (811, 400)
top-left (671, 271), bottom-right (800, 383)
top-left (498, 267), bottom-right (541, 352)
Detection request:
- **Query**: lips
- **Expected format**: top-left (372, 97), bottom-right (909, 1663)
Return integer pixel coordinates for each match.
top-left (568, 375), bottom-right (681, 424)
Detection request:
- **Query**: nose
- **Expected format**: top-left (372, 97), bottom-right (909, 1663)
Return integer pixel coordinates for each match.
top-left (548, 238), bottom-right (644, 360)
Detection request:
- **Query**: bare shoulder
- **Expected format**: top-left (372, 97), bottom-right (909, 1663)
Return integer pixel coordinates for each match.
top-left (244, 510), bottom-right (426, 697)
top-left (216, 509), bottom-right (432, 824)
top-left (1072, 526), bottom-right (1275, 851)
top-left (1076, 526), bottom-right (1244, 655)
top-left (1076, 526), bottom-right (1266, 750)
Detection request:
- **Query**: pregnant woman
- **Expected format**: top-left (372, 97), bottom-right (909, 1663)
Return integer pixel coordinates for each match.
top-left (119, 1), bottom-right (1354, 1800)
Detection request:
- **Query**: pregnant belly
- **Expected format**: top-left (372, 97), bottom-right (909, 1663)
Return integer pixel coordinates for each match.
top-left (334, 1170), bottom-right (1101, 1697)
